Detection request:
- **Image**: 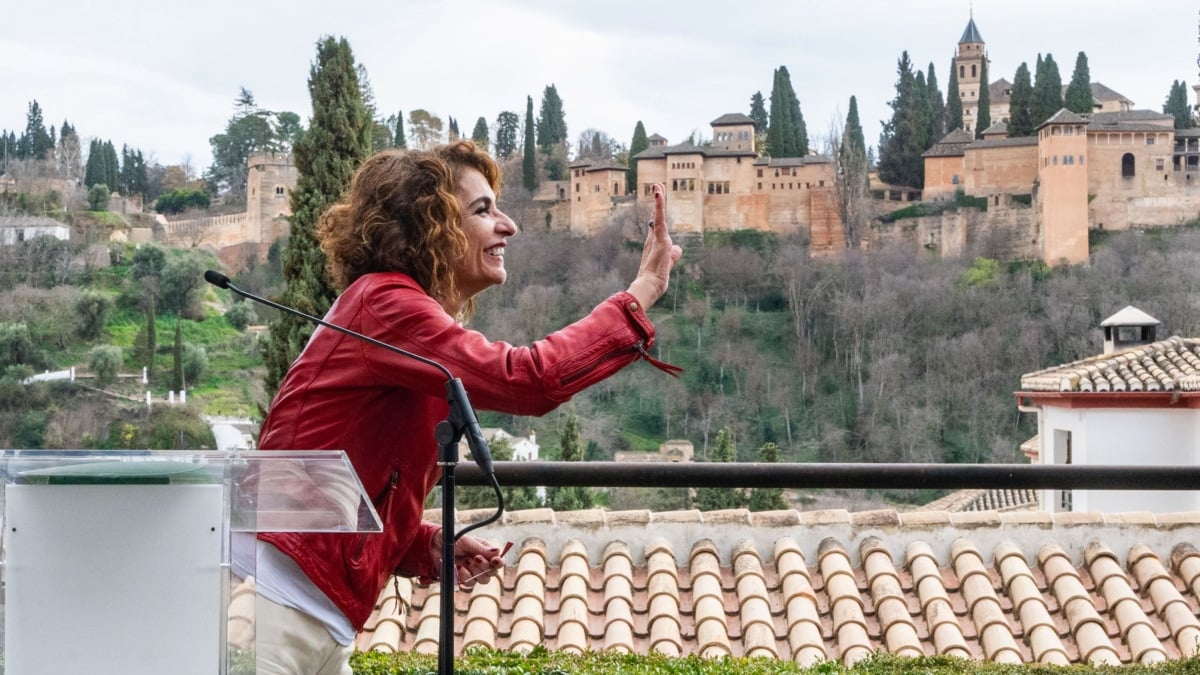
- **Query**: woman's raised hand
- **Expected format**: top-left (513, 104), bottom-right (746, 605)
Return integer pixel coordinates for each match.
top-left (627, 183), bottom-right (683, 309)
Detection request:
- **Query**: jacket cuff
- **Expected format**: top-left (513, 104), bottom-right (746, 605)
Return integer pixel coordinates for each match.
top-left (613, 291), bottom-right (656, 348)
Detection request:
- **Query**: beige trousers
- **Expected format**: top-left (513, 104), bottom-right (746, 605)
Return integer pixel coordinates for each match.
top-left (254, 594), bottom-right (354, 675)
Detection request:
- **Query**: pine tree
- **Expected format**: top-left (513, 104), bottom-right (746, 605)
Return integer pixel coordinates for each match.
top-left (393, 111), bottom-right (407, 148)
top-left (263, 36), bottom-right (372, 399)
top-left (694, 427), bottom-right (743, 511)
top-left (926, 63), bottom-right (946, 142)
top-left (749, 91), bottom-right (768, 135)
top-left (748, 442), bottom-right (789, 511)
top-left (628, 121), bottom-right (648, 192)
top-left (546, 411), bottom-right (594, 511)
top-left (1064, 52), bottom-right (1094, 114)
top-left (22, 100), bottom-right (53, 160)
top-left (522, 96), bottom-right (537, 192)
top-left (470, 117), bottom-right (489, 149)
top-left (1031, 53), bottom-right (1064, 127)
top-left (975, 58), bottom-right (991, 138)
top-left (1164, 80), bottom-right (1195, 129)
top-left (946, 59), bottom-right (964, 131)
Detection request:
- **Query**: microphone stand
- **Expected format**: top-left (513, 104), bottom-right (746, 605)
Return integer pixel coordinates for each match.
top-left (204, 271), bottom-right (502, 675)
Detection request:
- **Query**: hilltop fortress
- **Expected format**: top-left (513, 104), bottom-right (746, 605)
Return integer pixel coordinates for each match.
top-left (164, 16), bottom-right (1200, 268)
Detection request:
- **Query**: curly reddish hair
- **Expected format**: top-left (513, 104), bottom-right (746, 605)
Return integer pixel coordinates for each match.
top-left (317, 140), bottom-right (501, 316)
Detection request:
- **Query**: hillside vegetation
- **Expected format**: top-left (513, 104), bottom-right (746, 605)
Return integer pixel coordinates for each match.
top-left (2, 222), bottom-right (1198, 494)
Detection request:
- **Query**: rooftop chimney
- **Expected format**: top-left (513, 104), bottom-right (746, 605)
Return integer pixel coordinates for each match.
top-left (1100, 305), bottom-right (1159, 354)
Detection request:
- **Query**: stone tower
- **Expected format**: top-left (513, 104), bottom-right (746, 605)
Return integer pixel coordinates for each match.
top-left (1037, 109), bottom-right (1089, 265)
top-left (245, 153), bottom-right (298, 244)
top-left (954, 15), bottom-right (988, 134)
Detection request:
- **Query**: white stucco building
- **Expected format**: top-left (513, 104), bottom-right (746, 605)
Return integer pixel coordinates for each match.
top-left (1017, 307), bottom-right (1200, 513)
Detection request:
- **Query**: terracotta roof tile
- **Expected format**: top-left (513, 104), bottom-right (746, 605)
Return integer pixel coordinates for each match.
top-left (1021, 336), bottom-right (1200, 392)
top-left (288, 507), bottom-right (1200, 666)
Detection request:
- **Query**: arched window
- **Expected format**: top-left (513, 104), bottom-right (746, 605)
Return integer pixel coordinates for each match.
top-left (971, 64), bottom-right (977, 77)
top-left (959, 65), bottom-right (965, 78)
top-left (1121, 153), bottom-right (1136, 178)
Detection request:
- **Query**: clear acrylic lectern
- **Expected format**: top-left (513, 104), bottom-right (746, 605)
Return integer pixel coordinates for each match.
top-left (0, 449), bottom-right (381, 675)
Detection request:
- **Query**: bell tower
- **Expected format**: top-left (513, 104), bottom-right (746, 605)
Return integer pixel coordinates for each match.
top-left (954, 14), bottom-right (988, 133)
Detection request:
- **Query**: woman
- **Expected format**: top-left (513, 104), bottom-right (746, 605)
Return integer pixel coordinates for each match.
top-left (249, 140), bottom-right (681, 673)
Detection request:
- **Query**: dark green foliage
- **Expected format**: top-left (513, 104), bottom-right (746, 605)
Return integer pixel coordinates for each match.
top-left (628, 121), bottom-right (649, 192)
top-left (926, 63), bottom-right (946, 143)
top-left (131, 244), bottom-right (166, 280)
top-left (546, 410), bottom-right (595, 511)
top-left (1164, 80), bottom-right (1194, 129)
top-left (1031, 53), bottom-right (1064, 127)
top-left (946, 59), bottom-right (963, 131)
top-left (173, 320), bottom-right (184, 391)
top-left (975, 59), bottom-right (990, 138)
top-left (0, 322), bottom-right (42, 370)
top-left (155, 188), bottom-right (210, 214)
top-left (87, 183), bottom-right (110, 211)
top-left (182, 342), bottom-right (207, 386)
top-left (878, 51), bottom-right (927, 188)
top-left (224, 301), bottom-right (257, 331)
top-left (748, 442), bottom-right (788, 511)
top-left (21, 100), bottom-right (53, 160)
top-left (842, 97), bottom-right (867, 165)
top-left (879, 192), bottom-right (988, 223)
top-left (84, 139), bottom-right (110, 189)
top-left (535, 84), bottom-right (567, 151)
top-left (522, 96), bottom-right (537, 192)
top-left (470, 117), bottom-right (489, 148)
top-left (1064, 52), bottom-right (1094, 114)
top-left (159, 252), bottom-right (211, 317)
top-left (75, 290), bottom-right (113, 339)
top-left (447, 116), bottom-right (460, 141)
top-left (494, 111), bottom-right (519, 159)
top-left (392, 110), bottom-right (406, 149)
top-left (748, 91), bottom-right (768, 134)
top-left (103, 141), bottom-right (119, 196)
top-left (263, 35), bottom-right (372, 400)
top-left (206, 88), bottom-right (285, 200)
top-left (694, 427), bottom-right (744, 511)
top-left (119, 145), bottom-right (149, 196)
top-left (1008, 63), bottom-right (1035, 137)
top-left (88, 345), bottom-right (123, 387)
top-left (765, 66), bottom-right (808, 157)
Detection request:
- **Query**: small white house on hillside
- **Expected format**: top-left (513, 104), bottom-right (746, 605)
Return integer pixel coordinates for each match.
top-left (0, 216), bottom-right (69, 246)
top-left (1017, 306), bottom-right (1200, 513)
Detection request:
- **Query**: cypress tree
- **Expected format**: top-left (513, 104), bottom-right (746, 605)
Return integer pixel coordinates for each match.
top-left (393, 111), bottom-right (407, 148)
top-left (914, 70), bottom-right (932, 150)
top-left (546, 411), bottom-right (594, 511)
top-left (766, 68), bottom-right (794, 157)
top-left (842, 96), bottom-right (867, 165)
top-left (470, 117), bottom-right (489, 149)
top-left (788, 72), bottom-right (809, 155)
top-left (522, 96), bottom-right (537, 192)
top-left (494, 111), bottom-right (519, 159)
top-left (975, 58), bottom-right (991, 138)
top-left (23, 100), bottom-right (52, 160)
top-left (695, 427), bottom-right (743, 511)
top-left (748, 91), bottom-right (768, 135)
top-left (535, 84), bottom-right (567, 151)
top-left (1064, 52), bottom-right (1094, 114)
top-left (748, 442), bottom-right (789, 511)
top-left (879, 51), bottom-right (925, 188)
top-left (927, 63), bottom-right (946, 142)
top-left (1031, 53), bottom-right (1063, 127)
top-left (946, 59), bottom-right (964, 131)
top-left (263, 36), bottom-right (372, 399)
top-left (84, 139), bottom-right (104, 188)
top-left (104, 141), bottom-right (119, 195)
top-left (1165, 80), bottom-right (1195, 129)
top-left (628, 121), bottom-right (648, 193)
top-left (173, 319), bottom-right (184, 391)
top-left (1008, 63), bottom-right (1035, 136)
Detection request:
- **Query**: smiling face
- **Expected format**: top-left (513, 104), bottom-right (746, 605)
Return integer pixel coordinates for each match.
top-left (451, 167), bottom-right (517, 307)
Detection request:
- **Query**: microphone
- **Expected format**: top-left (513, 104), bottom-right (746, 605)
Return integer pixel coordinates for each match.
top-left (204, 270), bottom-right (495, 477)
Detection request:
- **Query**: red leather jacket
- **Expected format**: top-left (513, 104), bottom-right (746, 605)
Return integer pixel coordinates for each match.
top-left (258, 272), bottom-right (659, 629)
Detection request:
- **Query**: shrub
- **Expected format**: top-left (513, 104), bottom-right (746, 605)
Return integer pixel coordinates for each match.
top-left (88, 345), bottom-right (124, 386)
top-left (182, 343), bottom-right (207, 385)
top-left (224, 301), bottom-right (258, 331)
top-left (87, 184), bottom-right (110, 211)
top-left (155, 188), bottom-right (210, 215)
top-left (75, 290), bottom-right (114, 339)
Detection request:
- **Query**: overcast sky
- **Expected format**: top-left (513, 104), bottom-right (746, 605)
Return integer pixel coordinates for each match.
top-left (3, 0), bottom-right (1196, 171)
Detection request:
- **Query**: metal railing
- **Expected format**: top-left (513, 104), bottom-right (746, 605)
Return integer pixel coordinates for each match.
top-left (456, 461), bottom-right (1200, 491)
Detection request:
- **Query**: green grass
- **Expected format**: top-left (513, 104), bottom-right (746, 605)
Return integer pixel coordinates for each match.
top-left (347, 650), bottom-right (1200, 674)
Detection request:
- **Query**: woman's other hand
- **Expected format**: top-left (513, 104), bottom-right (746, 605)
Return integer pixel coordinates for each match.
top-left (627, 183), bottom-right (682, 309)
top-left (452, 534), bottom-right (506, 590)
